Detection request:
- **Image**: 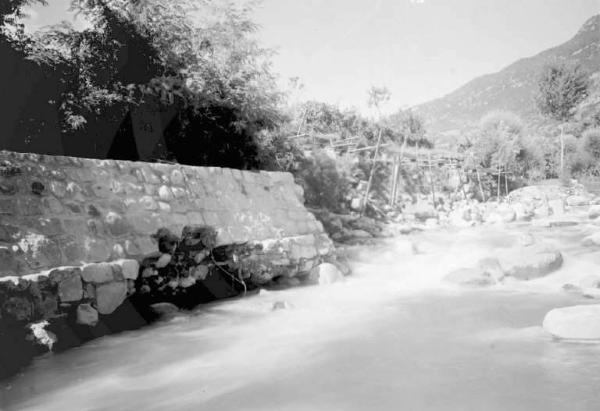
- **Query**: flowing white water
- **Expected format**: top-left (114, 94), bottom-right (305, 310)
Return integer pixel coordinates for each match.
top-left (3, 222), bottom-right (600, 410)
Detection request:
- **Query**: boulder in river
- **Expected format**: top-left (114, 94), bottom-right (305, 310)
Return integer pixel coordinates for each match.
top-left (443, 267), bottom-right (496, 287)
top-left (497, 244), bottom-right (563, 280)
top-left (443, 257), bottom-right (504, 287)
top-left (580, 275), bottom-right (600, 289)
top-left (582, 233), bottom-right (600, 247)
top-left (149, 302), bottom-right (179, 316)
top-left (272, 301), bottom-right (294, 310)
top-left (543, 304), bottom-right (600, 340)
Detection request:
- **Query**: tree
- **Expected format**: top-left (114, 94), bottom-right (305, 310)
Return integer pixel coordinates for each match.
top-left (367, 86), bottom-right (391, 117)
top-left (385, 109), bottom-right (426, 147)
top-left (536, 61), bottom-right (590, 174)
top-left (1, 0), bottom-right (282, 167)
top-left (469, 110), bottom-right (524, 198)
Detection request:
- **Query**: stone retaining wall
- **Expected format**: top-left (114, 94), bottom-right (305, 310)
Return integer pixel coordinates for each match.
top-left (0, 150), bottom-right (333, 278)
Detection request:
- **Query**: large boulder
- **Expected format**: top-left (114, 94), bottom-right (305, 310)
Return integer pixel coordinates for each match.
top-left (94, 281), bottom-right (127, 314)
top-left (497, 244), bottom-right (563, 280)
top-left (543, 304), bottom-right (600, 340)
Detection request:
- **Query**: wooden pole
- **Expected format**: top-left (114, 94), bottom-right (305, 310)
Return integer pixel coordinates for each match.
top-left (560, 124), bottom-right (565, 176)
top-left (497, 164), bottom-right (501, 199)
top-left (459, 168), bottom-right (467, 200)
top-left (389, 156), bottom-right (397, 206)
top-left (394, 161), bottom-right (401, 205)
top-left (476, 168), bottom-right (486, 202)
top-left (504, 168), bottom-right (509, 197)
top-left (360, 128), bottom-right (383, 216)
top-left (296, 108), bottom-right (307, 136)
top-left (428, 151), bottom-right (436, 206)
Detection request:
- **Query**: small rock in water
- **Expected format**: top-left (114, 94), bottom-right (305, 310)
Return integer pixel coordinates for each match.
top-left (562, 283), bottom-right (581, 294)
top-left (498, 243), bottom-right (563, 280)
top-left (443, 267), bottom-right (495, 287)
top-left (543, 304), bottom-right (600, 340)
top-left (150, 302), bottom-right (179, 316)
top-left (582, 288), bottom-right (600, 299)
top-left (272, 301), bottom-right (294, 310)
top-left (589, 205), bottom-right (600, 219)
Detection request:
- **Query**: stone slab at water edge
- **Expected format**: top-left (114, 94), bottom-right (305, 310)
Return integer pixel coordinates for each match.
top-left (543, 305), bottom-right (600, 340)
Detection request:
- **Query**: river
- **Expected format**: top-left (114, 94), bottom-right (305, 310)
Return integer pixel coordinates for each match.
top-left (3, 221), bottom-right (600, 410)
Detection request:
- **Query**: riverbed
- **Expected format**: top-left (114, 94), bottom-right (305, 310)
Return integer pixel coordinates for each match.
top-left (3, 221), bottom-right (600, 410)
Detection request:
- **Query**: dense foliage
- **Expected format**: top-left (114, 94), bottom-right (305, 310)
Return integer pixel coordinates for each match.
top-left (536, 61), bottom-right (590, 122)
top-left (1, 0), bottom-right (282, 167)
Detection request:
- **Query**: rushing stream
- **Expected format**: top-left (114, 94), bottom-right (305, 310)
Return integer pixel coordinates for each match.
top-left (3, 221), bottom-right (600, 410)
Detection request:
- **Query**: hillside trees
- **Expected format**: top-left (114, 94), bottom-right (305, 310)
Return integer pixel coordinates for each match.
top-left (536, 61), bottom-right (590, 174)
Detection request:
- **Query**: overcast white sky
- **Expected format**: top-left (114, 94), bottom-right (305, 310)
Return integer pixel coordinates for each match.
top-left (26, 0), bottom-right (600, 114)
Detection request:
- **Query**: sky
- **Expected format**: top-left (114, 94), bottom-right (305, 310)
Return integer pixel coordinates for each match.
top-left (25, 0), bottom-right (600, 114)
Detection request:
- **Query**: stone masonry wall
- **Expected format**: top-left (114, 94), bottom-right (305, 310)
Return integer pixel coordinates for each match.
top-left (0, 150), bottom-right (333, 279)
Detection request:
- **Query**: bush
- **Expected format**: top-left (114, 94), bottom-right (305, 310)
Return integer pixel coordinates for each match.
top-left (511, 134), bottom-right (545, 182)
top-left (295, 150), bottom-right (350, 212)
top-left (254, 130), bottom-right (304, 172)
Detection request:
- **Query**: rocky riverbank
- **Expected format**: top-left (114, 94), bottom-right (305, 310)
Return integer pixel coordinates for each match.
top-left (317, 181), bottom-right (600, 243)
top-left (323, 181), bottom-right (600, 342)
top-left (0, 222), bottom-right (347, 380)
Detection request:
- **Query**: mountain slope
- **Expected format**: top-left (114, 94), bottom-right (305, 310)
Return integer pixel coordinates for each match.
top-left (415, 14), bottom-right (600, 135)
